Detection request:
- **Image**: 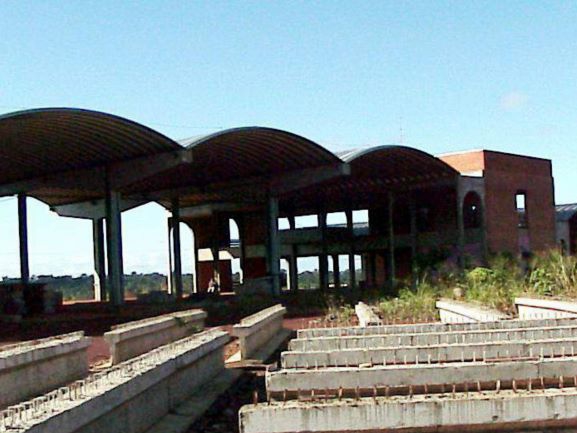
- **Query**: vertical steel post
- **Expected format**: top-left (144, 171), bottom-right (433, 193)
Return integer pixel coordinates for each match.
top-left (17, 194), bottom-right (29, 284)
top-left (171, 197), bottom-right (183, 298)
top-left (346, 208), bottom-right (356, 290)
top-left (387, 191), bottom-right (396, 292)
top-left (266, 197), bottom-right (281, 295)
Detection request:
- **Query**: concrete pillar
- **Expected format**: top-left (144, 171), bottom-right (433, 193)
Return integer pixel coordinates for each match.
top-left (332, 255), bottom-right (341, 289)
top-left (171, 198), bottom-right (183, 298)
top-left (318, 211), bottom-right (329, 290)
top-left (105, 186), bottom-right (124, 305)
top-left (193, 235), bottom-right (200, 293)
top-left (17, 194), bottom-right (29, 284)
top-left (266, 197), bottom-right (281, 295)
top-left (167, 219), bottom-right (174, 294)
top-left (288, 246), bottom-right (298, 291)
top-left (456, 178), bottom-right (465, 268)
top-left (409, 193), bottom-right (418, 289)
top-left (92, 218), bottom-right (107, 301)
top-left (387, 191), bottom-right (396, 292)
top-left (346, 209), bottom-right (356, 290)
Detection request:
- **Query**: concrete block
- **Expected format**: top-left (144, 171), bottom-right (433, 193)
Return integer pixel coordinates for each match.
top-left (354, 302), bottom-right (382, 327)
top-left (104, 309), bottom-right (206, 364)
top-left (281, 337), bottom-right (577, 368)
top-left (436, 299), bottom-right (509, 323)
top-left (289, 324), bottom-right (577, 352)
top-left (516, 297), bottom-right (577, 319)
top-left (0, 332), bottom-right (90, 409)
top-left (232, 304), bottom-right (286, 359)
top-left (297, 317), bottom-right (577, 339)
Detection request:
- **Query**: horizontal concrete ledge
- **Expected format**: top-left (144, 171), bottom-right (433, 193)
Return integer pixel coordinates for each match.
top-left (281, 337), bottom-right (577, 368)
top-left (104, 308), bottom-right (207, 364)
top-left (289, 324), bottom-right (577, 352)
top-left (436, 299), bottom-right (509, 323)
top-left (297, 317), bottom-right (577, 339)
top-left (0, 329), bottom-right (229, 433)
top-left (354, 302), bottom-right (381, 327)
top-left (240, 388), bottom-right (577, 433)
top-left (267, 357), bottom-right (577, 395)
top-left (232, 304), bottom-right (286, 338)
top-left (516, 297), bottom-right (577, 319)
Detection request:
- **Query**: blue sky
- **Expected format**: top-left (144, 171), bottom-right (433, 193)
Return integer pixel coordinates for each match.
top-left (1, 1), bottom-right (576, 277)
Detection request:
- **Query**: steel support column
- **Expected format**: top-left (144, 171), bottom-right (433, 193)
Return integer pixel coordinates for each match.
top-left (92, 218), bottom-right (107, 301)
top-left (318, 211), bottom-right (329, 290)
top-left (266, 197), bottom-right (281, 295)
top-left (17, 194), bottom-right (29, 284)
top-left (105, 186), bottom-right (124, 305)
top-left (387, 191), bottom-right (396, 292)
top-left (346, 209), bottom-right (356, 290)
top-left (171, 198), bottom-right (183, 298)
top-left (333, 254), bottom-right (341, 289)
top-left (409, 193), bottom-right (418, 289)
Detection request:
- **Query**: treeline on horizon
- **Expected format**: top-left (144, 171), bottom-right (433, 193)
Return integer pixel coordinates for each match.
top-left (2, 269), bottom-right (364, 300)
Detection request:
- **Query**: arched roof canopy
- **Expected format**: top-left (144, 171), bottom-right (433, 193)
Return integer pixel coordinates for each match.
top-left (127, 127), bottom-right (345, 208)
top-left (0, 108), bottom-right (186, 208)
top-left (282, 145), bottom-right (459, 215)
top-left (0, 108), bottom-right (181, 185)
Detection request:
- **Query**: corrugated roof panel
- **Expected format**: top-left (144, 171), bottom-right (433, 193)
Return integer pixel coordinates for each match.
top-left (0, 108), bottom-right (181, 186)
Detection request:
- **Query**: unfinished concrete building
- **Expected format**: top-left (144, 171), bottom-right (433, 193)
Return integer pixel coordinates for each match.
top-left (0, 108), bottom-right (558, 310)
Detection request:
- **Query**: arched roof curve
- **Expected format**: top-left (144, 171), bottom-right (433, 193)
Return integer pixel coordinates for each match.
top-left (127, 127), bottom-right (342, 198)
top-left (338, 145), bottom-right (458, 183)
top-left (0, 107), bottom-right (181, 186)
top-left (179, 127), bottom-right (341, 184)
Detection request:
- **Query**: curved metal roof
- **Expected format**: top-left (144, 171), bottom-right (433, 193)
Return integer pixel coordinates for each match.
top-left (339, 145), bottom-right (458, 182)
top-left (0, 108), bottom-right (181, 186)
top-left (127, 127), bottom-right (341, 204)
top-left (283, 145), bottom-right (459, 213)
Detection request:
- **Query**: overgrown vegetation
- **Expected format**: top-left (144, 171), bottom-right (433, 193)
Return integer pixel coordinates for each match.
top-left (322, 249), bottom-right (577, 325)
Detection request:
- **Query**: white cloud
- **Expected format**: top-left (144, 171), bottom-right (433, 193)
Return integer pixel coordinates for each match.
top-left (500, 91), bottom-right (529, 111)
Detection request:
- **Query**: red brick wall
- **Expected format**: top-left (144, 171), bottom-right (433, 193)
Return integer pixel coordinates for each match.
top-left (483, 151), bottom-right (555, 254)
top-left (439, 150), bottom-right (485, 173)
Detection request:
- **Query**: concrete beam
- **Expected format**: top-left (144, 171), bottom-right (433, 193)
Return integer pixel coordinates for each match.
top-left (290, 324), bottom-right (577, 352)
top-left (281, 336), bottom-right (577, 368)
top-left (240, 388), bottom-right (577, 433)
top-left (267, 356), bottom-right (577, 396)
top-left (437, 299), bottom-right (509, 323)
top-left (51, 198), bottom-right (147, 219)
top-left (0, 149), bottom-right (192, 197)
top-left (297, 317), bottom-right (577, 339)
top-left (516, 297), bottom-right (577, 319)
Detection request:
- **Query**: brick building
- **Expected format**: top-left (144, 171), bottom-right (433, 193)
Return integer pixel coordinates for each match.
top-left (439, 150), bottom-right (556, 256)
